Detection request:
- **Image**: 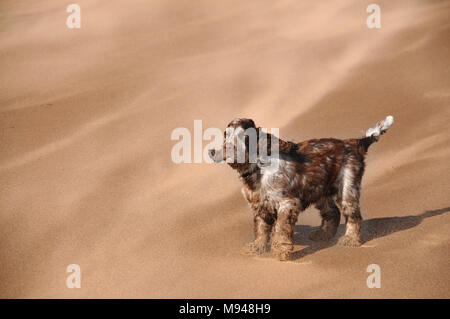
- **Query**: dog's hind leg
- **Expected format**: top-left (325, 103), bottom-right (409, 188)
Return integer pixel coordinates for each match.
top-left (241, 214), bottom-right (273, 256)
top-left (337, 201), bottom-right (362, 247)
top-left (309, 197), bottom-right (341, 242)
top-left (336, 164), bottom-right (363, 247)
top-left (271, 201), bottom-right (299, 261)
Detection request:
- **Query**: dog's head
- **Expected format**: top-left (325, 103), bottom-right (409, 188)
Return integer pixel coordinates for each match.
top-left (208, 118), bottom-right (278, 171)
top-left (208, 118), bottom-right (259, 170)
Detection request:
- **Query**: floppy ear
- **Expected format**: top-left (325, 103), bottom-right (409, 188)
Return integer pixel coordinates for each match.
top-left (256, 127), bottom-right (270, 156)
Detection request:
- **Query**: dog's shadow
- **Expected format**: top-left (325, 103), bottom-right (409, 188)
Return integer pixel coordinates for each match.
top-left (291, 206), bottom-right (450, 260)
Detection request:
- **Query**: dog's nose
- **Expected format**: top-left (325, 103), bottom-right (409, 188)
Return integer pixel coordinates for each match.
top-left (209, 148), bottom-right (223, 163)
top-left (208, 149), bottom-right (216, 160)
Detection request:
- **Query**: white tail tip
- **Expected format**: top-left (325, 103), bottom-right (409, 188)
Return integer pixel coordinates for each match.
top-left (382, 115), bottom-right (394, 129)
top-left (366, 115), bottom-right (394, 137)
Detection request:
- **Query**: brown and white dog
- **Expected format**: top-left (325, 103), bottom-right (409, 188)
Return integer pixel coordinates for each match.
top-left (209, 116), bottom-right (394, 261)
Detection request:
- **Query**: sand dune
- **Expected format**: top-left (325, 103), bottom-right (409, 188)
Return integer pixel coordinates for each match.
top-left (0, 0), bottom-right (449, 298)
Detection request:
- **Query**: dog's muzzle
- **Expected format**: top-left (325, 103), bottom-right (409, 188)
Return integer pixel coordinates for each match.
top-left (208, 149), bottom-right (223, 163)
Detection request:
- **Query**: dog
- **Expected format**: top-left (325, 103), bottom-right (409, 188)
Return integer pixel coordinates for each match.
top-left (209, 116), bottom-right (394, 261)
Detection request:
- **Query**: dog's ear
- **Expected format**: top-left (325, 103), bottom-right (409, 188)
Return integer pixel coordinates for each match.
top-left (256, 127), bottom-right (272, 156)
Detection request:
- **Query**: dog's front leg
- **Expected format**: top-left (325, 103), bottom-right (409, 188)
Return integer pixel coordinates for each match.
top-left (271, 203), bottom-right (298, 261)
top-left (241, 215), bottom-right (272, 256)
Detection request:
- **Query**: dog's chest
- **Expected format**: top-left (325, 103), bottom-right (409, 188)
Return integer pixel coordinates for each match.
top-left (242, 186), bottom-right (279, 216)
top-left (241, 159), bottom-right (299, 213)
top-left (260, 159), bottom-right (299, 192)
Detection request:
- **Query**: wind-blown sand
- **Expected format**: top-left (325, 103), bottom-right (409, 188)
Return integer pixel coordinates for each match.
top-left (0, 0), bottom-right (449, 298)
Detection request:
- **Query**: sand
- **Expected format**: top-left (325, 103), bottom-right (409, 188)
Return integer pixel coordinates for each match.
top-left (0, 0), bottom-right (449, 298)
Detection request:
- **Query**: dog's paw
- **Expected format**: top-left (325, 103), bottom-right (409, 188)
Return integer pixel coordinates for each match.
top-left (273, 250), bottom-right (291, 261)
top-left (338, 235), bottom-right (362, 247)
top-left (309, 229), bottom-right (334, 242)
top-left (241, 241), bottom-right (267, 256)
top-left (271, 242), bottom-right (293, 261)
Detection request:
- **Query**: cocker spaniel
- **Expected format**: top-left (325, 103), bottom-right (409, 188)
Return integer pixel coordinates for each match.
top-left (209, 116), bottom-right (394, 261)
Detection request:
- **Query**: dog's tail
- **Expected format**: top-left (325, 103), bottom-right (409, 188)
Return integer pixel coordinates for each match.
top-left (358, 115), bottom-right (394, 152)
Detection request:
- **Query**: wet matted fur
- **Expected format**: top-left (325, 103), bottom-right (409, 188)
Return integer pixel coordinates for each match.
top-left (209, 116), bottom-right (394, 261)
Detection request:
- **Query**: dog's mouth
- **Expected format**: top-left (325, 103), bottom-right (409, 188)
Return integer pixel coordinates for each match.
top-left (208, 148), bottom-right (223, 163)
